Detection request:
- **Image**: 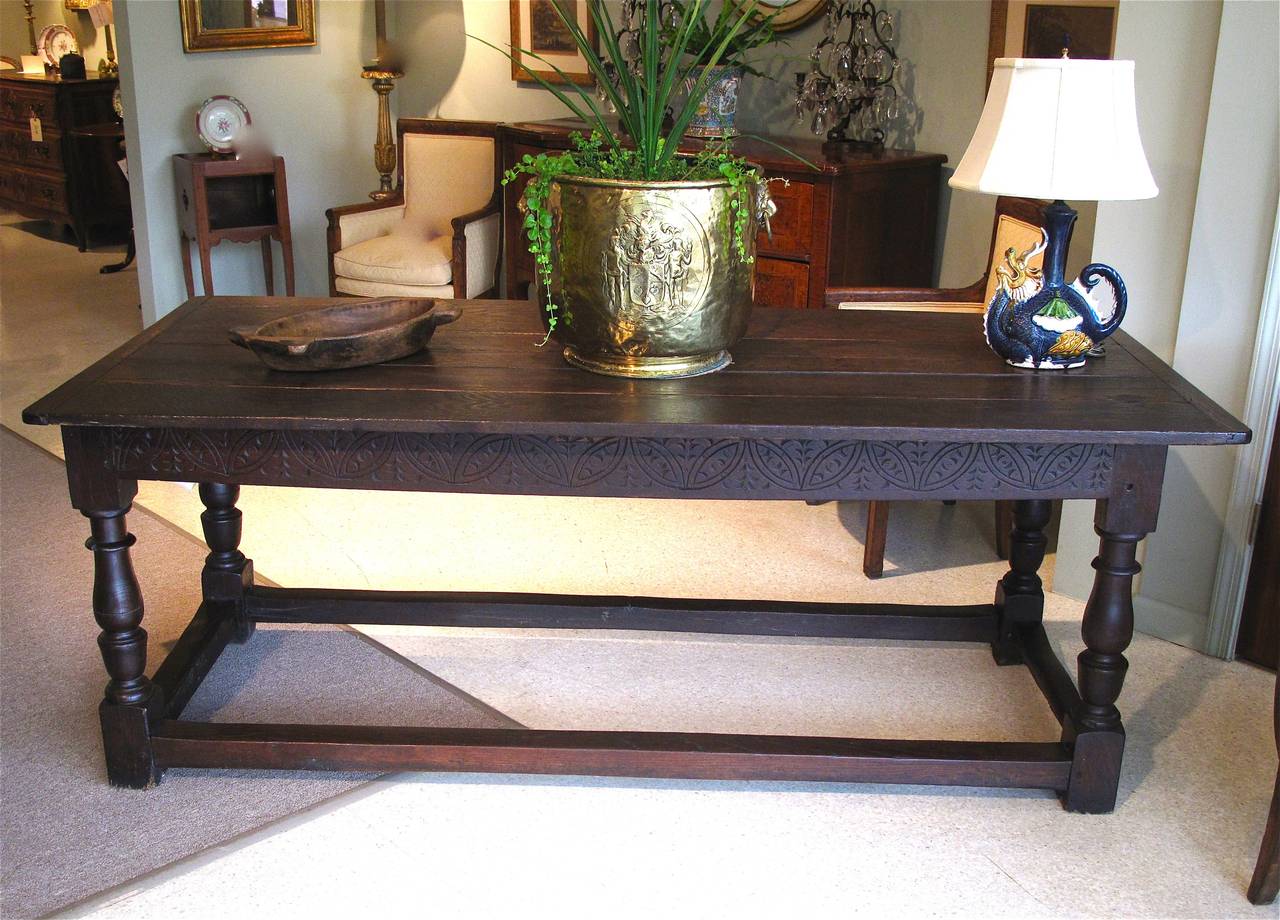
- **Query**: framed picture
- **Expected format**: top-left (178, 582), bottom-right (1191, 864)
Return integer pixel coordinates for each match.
top-left (179, 0), bottom-right (318, 53)
top-left (987, 1), bottom-right (1118, 87)
top-left (509, 0), bottom-right (597, 85)
top-left (1024, 4), bottom-right (1116, 59)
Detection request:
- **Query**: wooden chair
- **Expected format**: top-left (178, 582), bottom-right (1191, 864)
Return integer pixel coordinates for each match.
top-left (326, 119), bottom-right (502, 300)
top-left (1250, 665), bottom-right (1279, 904)
top-left (824, 196), bottom-right (1047, 578)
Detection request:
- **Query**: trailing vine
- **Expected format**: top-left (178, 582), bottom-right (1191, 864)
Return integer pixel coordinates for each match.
top-left (502, 131), bottom-right (762, 340)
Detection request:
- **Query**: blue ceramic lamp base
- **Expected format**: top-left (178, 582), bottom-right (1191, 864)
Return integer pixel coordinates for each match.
top-left (984, 200), bottom-right (1129, 370)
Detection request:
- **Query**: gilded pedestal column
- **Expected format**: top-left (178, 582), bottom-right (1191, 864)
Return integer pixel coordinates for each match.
top-left (362, 66), bottom-right (403, 201)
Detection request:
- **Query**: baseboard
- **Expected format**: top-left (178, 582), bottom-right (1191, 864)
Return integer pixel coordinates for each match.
top-left (1133, 593), bottom-right (1208, 653)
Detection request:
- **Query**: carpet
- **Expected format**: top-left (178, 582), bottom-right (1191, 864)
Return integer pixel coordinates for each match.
top-left (0, 430), bottom-right (512, 918)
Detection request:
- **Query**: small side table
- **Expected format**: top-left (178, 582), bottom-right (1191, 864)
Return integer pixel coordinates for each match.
top-left (173, 153), bottom-right (294, 298)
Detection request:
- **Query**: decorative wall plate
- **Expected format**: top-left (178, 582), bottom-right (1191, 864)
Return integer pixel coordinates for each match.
top-left (195, 95), bottom-right (251, 155)
top-left (37, 24), bottom-right (79, 68)
top-left (729, 0), bottom-right (827, 32)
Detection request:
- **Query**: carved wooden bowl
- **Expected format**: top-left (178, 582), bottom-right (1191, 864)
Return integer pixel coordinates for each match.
top-left (229, 298), bottom-right (460, 371)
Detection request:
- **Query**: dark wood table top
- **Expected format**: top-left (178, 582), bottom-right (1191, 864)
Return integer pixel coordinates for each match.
top-left (23, 296), bottom-right (1248, 446)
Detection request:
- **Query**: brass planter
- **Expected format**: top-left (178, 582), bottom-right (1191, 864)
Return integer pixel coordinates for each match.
top-left (545, 174), bottom-right (763, 378)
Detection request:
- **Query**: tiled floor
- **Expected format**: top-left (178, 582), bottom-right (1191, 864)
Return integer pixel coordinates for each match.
top-left (2, 212), bottom-right (1276, 918)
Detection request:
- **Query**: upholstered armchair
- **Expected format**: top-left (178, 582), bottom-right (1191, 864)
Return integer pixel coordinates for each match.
top-left (326, 119), bottom-right (501, 299)
top-left (824, 196), bottom-right (1048, 578)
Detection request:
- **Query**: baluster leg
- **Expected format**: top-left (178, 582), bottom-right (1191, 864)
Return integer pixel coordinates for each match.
top-left (1059, 447), bottom-right (1165, 813)
top-left (991, 499), bottom-right (1052, 664)
top-left (1061, 524), bottom-right (1144, 813)
top-left (86, 507), bottom-right (161, 788)
top-left (199, 482), bottom-right (254, 643)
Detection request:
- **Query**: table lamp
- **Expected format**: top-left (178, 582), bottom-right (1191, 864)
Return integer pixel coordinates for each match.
top-left (950, 57), bottom-right (1158, 369)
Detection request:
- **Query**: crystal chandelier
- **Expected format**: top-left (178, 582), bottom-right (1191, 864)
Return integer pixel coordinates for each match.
top-left (794, 0), bottom-right (908, 146)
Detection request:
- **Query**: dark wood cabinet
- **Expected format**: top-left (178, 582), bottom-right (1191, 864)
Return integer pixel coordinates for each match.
top-left (498, 119), bottom-right (946, 309)
top-left (0, 72), bottom-right (124, 250)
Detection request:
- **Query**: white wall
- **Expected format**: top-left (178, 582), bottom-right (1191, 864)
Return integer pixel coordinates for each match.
top-left (392, 0), bottom-right (571, 122)
top-left (1053, 0), bottom-right (1278, 654)
top-left (117, 0), bottom-right (381, 324)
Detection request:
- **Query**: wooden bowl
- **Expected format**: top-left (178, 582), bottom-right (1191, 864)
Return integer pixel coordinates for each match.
top-left (229, 298), bottom-right (460, 371)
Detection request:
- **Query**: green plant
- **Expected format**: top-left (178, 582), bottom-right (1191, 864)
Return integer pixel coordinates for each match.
top-left (667, 0), bottom-right (781, 78)
top-left (473, 0), bottom-right (790, 338)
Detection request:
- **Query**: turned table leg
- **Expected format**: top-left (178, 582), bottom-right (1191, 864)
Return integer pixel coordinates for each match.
top-left (199, 483), bottom-right (254, 643)
top-left (1061, 524), bottom-right (1145, 813)
top-left (1056, 447), bottom-right (1165, 814)
top-left (85, 507), bottom-right (162, 788)
top-left (992, 499), bottom-right (1052, 665)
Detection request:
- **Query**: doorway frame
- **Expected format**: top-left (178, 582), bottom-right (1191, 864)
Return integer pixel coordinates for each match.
top-left (1206, 198), bottom-right (1280, 660)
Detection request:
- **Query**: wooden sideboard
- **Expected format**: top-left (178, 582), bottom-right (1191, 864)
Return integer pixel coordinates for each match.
top-left (498, 119), bottom-right (946, 309)
top-left (0, 72), bottom-right (122, 250)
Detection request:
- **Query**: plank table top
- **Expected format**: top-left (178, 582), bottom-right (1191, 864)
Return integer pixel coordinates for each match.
top-left (23, 296), bottom-right (1248, 446)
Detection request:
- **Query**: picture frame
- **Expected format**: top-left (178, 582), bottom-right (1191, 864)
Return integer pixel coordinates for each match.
top-left (987, 0), bottom-right (1118, 87)
top-left (509, 0), bottom-right (597, 86)
top-left (179, 0), bottom-right (318, 53)
top-left (64, 0), bottom-right (96, 10)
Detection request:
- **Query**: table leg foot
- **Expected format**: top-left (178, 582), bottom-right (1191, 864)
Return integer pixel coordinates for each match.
top-left (100, 700), bottom-right (162, 788)
top-left (1061, 726), bottom-right (1125, 813)
top-left (199, 483), bottom-right (255, 644)
top-left (992, 499), bottom-right (1052, 666)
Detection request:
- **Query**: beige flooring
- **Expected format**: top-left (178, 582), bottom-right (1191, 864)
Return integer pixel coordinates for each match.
top-left (1, 211), bottom-right (1277, 918)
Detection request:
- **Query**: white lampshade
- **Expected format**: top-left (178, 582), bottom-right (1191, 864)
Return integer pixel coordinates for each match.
top-left (950, 58), bottom-right (1158, 202)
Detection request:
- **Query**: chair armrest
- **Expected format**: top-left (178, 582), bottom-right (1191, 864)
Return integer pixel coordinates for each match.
top-left (451, 200), bottom-right (502, 299)
top-left (326, 198), bottom-right (406, 253)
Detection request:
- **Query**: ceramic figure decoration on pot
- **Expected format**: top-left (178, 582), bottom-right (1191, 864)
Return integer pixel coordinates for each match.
top-left (950, 57), bottom-right (1158, 370)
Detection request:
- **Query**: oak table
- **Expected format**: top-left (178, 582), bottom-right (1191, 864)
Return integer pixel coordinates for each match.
top-left (24, 297), bottom-right (1248, 813)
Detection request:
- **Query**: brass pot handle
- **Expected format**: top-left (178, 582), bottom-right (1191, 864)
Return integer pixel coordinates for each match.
top-left (756, 179), bottom-right (783, 243)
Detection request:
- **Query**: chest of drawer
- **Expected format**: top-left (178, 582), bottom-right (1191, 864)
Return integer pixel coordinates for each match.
top-left (2, 165), bottom-right (68, 212)
top-left (756, 178), bottom-right (815, 259)
top-left (0, 123), bottom-right (63, 171)
top-left (754, 256), bottom-right (810, 309)
top-left (0, 85), bottom-right (55, 125)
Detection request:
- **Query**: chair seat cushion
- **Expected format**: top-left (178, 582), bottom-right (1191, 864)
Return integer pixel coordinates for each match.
top-left (334, 276), bottom-right (454, 298)
top-left (333, 232), bottom-right (452, 286)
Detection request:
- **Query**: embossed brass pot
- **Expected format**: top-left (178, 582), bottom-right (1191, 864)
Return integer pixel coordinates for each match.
top-left (545, 174), bottom-right (764, 378)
